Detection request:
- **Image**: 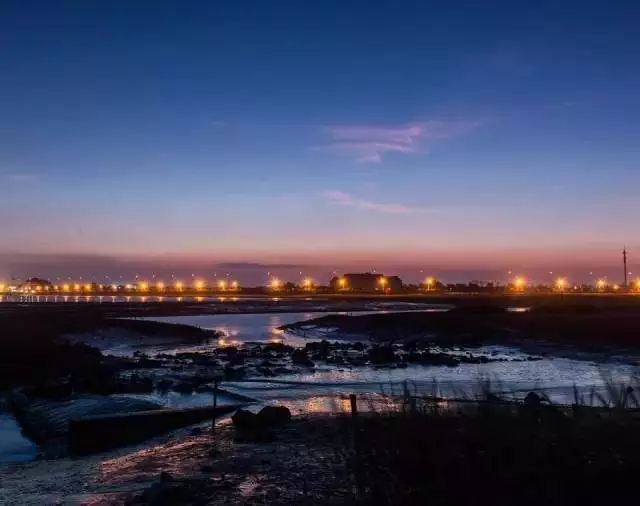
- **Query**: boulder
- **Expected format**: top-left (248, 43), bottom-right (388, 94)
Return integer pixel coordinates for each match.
top-left (291, 349), bottom-right (315, 367)
top-left (257, 405), bottom-right (291, 425)
top-left (231, 409), bottom-right (258, 429)
top-left (224, 364), bottom-right (246, 380)
top-left (524, 391), bottom-right (543, 407)
top-left (232, 405), bottom-right (291, 430)
top-left (172, 381), bottom-right (195, 394)
top-left (368, 346), bottom-right (397, 364)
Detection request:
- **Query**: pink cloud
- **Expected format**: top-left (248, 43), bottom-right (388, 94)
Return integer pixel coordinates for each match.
top-left (321, 120), bottom-right (480, 163)
top-left (324, 190), bottom-right (433, 215)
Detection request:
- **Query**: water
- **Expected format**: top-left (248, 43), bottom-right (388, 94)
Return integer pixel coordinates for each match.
top-left (146, 311), bottom-right (343, 348)
top-left (0, 408), bottom-right (37, 463)
top-left (3, 309), bottom-right (640, 465)
top-left (141, 312), bottom-right (640, 408)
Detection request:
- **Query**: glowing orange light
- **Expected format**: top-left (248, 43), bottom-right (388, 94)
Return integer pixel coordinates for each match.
top-left (271, 278), bottom-right (281, 290)
top-left (175, 281), bottom-right (183, 291)
top-left (231, 280), bottom-right (239, 289)
top-left (218, 280), bottom-right (227, 290)
top-left (513, 277), bottom-right (526, 290)
top-left (138, 281), bottom-right (149, 292)
top-left (596, 279), bottom-right (606, 290)
top-left (156, 281), bottom-right (165, 291)
top-left (195, 280), bottom-right (205, 290)
top-left (74, 284), bottom-right (81, 292)
top-left (425, 277), bottom-right (435, 290)
top-left (555, 277), bottom-right (567, 291)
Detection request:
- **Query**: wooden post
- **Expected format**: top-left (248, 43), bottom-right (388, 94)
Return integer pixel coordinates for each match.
top-left (212, 378), bottom-right (219, 431)
top-left (350, 393), bottom-right (358, 417)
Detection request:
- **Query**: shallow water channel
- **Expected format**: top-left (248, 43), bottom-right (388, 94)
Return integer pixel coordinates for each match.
top-left (137, 311), bottom-right (640, 410)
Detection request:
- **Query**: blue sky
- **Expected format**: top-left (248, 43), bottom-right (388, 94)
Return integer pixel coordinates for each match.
top-left (1, 1), bottom-right (639, 282)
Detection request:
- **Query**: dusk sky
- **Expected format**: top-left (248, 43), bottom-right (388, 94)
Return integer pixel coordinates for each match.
top-left (1, 1), bottom-right (639, 282)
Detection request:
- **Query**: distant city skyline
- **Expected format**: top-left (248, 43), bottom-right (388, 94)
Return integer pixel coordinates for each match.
top-left (1, 1), bottom-right (639, 272)
top-left (0, 251), bottom-right (636, 286)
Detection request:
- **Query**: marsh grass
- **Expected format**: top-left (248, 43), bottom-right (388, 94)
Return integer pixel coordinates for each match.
top-left (348, 375), bottom-right (640, 505)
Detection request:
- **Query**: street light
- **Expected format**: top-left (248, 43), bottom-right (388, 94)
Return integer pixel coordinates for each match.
top-left (271, 278), bottom-right (281, 290)
top-left (175, 280), bottom-right (183, 291)
top-left (378, 276), bottom-right (388, 291)
top-left (555, 277), bottom-right (567, 291)
top-left (195, 280), bottom-right (205, 291)
top-left (425, 276), bottom-right (435, 291)
top-left (338, 277), bottom-right (347, 290)
top-left (218, 280), bottom-right (227, 291)
top-left (513, 277), bottom-right (526, 291)
top-left (156, 281), bottom-right (165, 292)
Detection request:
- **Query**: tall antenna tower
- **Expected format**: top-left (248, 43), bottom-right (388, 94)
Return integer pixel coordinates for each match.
top-left (623, 247), bottom-right (628, 287)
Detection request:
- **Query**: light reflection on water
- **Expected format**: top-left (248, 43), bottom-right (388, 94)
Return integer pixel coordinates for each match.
top-left (141, 312), bottom-right (355, 351)
top-left (124, 312), bottom-right (640, 407)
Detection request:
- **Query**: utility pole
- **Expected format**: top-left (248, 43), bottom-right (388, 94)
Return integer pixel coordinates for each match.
top-left (623, 247), bottom-right (628, 288)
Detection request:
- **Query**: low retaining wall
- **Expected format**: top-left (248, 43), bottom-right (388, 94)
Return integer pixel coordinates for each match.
top-left (69, 404), bottom-right (240, 454)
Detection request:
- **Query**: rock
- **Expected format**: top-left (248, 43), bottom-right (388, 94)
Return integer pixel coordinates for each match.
top-left (291, 349), bottom-right (315, 367)
top-left (524, 392), bottom-right (543, 406)
top-left (138, 480), bottom-right (189, 505)
top-left (368, 346), bottom-right (397, 364)
top-left (172, 381), bottom-right (194, 394)
top-left (160, 471), bottom-right (174, 483)
top-left (232, 406), bottom-right (291, 430)
top-left (224, 364), bottom-right (246, 380)
top-left (256, 367), bottom-right (276, 377)
top-left (232, 409), bottom-right (258, 429)
top-left (257, 405), bottom-right (291, 425)
top-left (229, 355), bottom-right (246, 366)
top-left (156, 379), bottom-right (173, 392)
top-left (305, 340), bottom-right (331, 359)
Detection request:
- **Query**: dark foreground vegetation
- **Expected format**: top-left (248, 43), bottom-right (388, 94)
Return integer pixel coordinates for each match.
top-left (350, 404), bottom-right (640, 504)
top-left (123, 391), bottom-right (640, 505)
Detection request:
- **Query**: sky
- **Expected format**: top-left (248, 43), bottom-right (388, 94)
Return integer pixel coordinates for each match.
top-left (1, 1), bottom-right (640, 283)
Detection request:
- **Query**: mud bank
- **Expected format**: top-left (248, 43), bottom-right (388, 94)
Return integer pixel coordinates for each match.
top-left (0, 414), bottom-right (352, 504)
top-left (282, 304), bottom-right (640, 350)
